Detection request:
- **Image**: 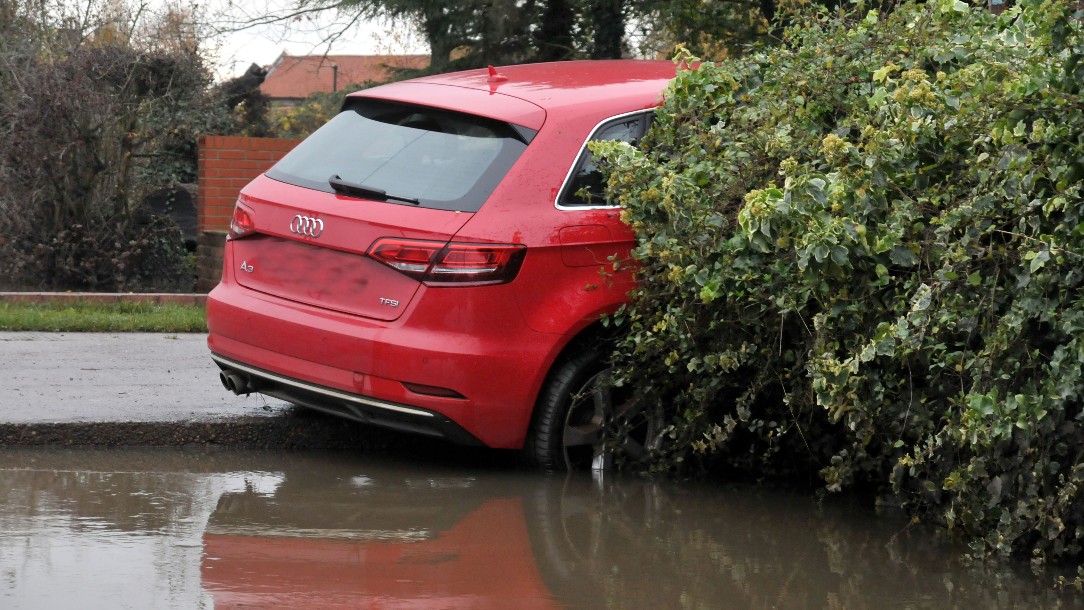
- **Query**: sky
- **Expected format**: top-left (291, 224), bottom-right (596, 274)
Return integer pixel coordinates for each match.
top-left (200, 1), bottom-right (426, 80)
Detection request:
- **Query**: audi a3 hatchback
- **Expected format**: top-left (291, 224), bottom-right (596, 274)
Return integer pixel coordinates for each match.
top-left (207, 60), bottom-right (675, 470)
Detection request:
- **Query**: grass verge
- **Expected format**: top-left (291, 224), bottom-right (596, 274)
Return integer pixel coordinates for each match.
top-left (0, 301), bottom-right (207, 332)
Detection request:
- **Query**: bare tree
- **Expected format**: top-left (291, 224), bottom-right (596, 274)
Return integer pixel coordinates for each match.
top-left (0, 0), bottom-right (232, 290)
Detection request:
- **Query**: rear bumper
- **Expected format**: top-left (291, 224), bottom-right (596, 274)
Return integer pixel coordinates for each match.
top-left (206, 274), bottom-right (561, 449)
top-left (211, 353), bottom-right (484, 445)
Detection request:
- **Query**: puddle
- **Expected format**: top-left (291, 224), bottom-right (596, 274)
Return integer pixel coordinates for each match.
top-left (0, 447), bottom-right (1077, 609)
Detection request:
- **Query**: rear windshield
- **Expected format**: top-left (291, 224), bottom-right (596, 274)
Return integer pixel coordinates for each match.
top-left (266, 98), bottom-right (530, 212)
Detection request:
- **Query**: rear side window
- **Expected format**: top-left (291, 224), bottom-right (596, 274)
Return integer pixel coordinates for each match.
top-left (266, 99), bottom-right (531, 212)
top-left (558, 112), bottom-right (652, 207)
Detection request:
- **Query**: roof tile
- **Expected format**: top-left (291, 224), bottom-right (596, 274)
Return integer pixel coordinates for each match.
top-left (260, 54), bottom-right (429, 100)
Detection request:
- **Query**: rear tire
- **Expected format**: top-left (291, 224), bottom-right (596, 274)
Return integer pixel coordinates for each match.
top-left (526, 345), bottom-right (655, 471)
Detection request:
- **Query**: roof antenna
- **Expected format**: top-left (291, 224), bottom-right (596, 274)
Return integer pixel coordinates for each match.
top-left (487, 65), bottom-right (508, 84)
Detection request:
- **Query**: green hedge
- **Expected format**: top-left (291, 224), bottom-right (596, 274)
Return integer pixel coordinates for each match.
top-left (598, 0), bottom-right (1084, 565)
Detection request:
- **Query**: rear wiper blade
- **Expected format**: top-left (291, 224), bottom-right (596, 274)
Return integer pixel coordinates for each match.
top-left (328, 175), bottom-right (420, 205)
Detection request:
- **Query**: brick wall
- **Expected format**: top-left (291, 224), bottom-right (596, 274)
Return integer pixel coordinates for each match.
top-left (197, 135), bottom-right (301, 233)
top-left (195, 231), bottom-right (228, 293)
top-left (196, 136), bottom-right (301, 291)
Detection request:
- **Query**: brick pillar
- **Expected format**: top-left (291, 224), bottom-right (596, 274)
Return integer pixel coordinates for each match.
top-left (196, 136), bottom-right (301, 293)
top-left (196, 231), bottom-right (227, 292)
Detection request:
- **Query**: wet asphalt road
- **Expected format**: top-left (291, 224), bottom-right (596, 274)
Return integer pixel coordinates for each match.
top-left (0, 332), bottom-right (283, 423)
top-left (0, 332), bottom-right (409, 450)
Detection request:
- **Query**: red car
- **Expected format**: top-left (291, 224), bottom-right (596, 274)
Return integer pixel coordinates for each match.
top-left (207, 60), bottom-right (674, 470)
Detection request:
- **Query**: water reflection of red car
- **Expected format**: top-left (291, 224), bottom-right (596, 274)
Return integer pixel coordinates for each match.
top-left (200, 454), bottom-right (1049, 610)
top-left (2, 450), bottom-right (1054, 608)
top-left (203, 499), bottom-right (557, 609)
top-left (201, 469), bottom-right (560, 609)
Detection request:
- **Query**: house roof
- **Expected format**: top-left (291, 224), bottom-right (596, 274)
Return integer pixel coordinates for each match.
top-left (260, 54), bottom-right (429, 100)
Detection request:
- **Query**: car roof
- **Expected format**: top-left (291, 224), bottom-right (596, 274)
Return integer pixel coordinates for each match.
top-left (350, 60), bottom-right (676, 131)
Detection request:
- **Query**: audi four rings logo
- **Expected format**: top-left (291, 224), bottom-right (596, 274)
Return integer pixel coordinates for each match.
top-left (289, 215), bottom-right (324, 237)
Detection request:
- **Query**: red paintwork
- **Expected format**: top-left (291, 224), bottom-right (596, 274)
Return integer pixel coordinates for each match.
top-left (206, 60), bottom-right (675, 449)
top-left (202, 498), bottom-right (559, 609)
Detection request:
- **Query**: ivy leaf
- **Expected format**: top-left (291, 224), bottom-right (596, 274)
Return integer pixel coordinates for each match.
top-left (889, 246), bottom-right (919, 267)
top-left (831, 245), bottom-right (849, 266)
top-left (1029, 250), bottom-right (1050, 272)
top-left (873, 64), bottom-right (896, 83)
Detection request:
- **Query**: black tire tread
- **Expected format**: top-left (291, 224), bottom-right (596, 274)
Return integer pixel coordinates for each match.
top-left (526, 344), bottom-right (605, 472)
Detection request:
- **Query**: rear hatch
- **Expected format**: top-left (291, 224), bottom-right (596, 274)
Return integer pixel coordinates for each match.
top-left (229, 96), bottom-right (535, 321)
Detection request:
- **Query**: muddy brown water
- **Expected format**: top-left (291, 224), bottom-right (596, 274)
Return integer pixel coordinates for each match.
top-left (0, 447), bottom-right (1078, 609)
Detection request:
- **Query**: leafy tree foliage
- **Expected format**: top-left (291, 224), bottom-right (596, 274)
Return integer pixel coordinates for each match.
top-left (597, 0), bottom-right (1084, 567)
top-left (269, 85), bottom-right (368, 139)
top-left (266, 0), bottom-right (779, 73)
top-left (633, 0), bottom-right (773, 58)
top-left (0, 0), bottom-right (234, 290)
top-left (218, 63), bottom-right (272, 137)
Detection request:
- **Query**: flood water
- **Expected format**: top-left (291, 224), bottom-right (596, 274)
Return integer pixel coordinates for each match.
top-left (0, 447), bottom-right (1078, 609)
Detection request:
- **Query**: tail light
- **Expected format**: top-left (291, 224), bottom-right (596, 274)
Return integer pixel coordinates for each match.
top-left (229, 201), bottom-right (256, 238)
top-left (368, 238), bottom-right (526, 286)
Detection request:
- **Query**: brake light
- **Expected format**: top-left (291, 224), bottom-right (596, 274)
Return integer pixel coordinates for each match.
top-left (368, 238), bottom-right (526, 285)
top-left (229, 201), bottom-right (256, 238)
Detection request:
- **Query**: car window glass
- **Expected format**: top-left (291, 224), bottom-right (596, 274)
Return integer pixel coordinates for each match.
top-left (559, 114), bottom-right (650, 207)
top-left (266, 99), bottom-right (529, 212)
